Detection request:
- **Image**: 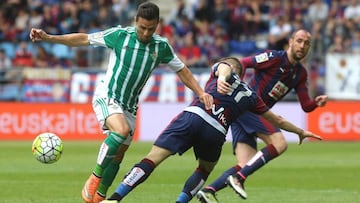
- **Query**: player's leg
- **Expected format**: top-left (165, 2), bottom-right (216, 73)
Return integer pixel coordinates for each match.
top-left (106, 145), bottom-right (173, 201)
top-left (235, 131), bottom-right (287, 179)
top-left (176, 159), bottom-right (217, 203)
top-left (93, 144), bottom-right (129, 203)
top-left (182, 121), bottom-right (224, 203)
top-left (197, 115), bottom-right (258, 202)
top-left (83, 97), bottom-right (135, 203)
top-left (228, 131), bottom-right (287, 199)
top-left (83, 113), bottom-right (130, 203)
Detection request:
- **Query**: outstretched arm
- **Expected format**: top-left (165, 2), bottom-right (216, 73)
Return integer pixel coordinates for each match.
top-left (261, 110), bottom-right (322, 144)
top-left (176, 66), bottom-right (213, 110)
top-left (29, 28), bottom-right (89, 47)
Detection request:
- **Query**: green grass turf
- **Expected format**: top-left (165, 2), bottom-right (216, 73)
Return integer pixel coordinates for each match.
top-left (0, 141), bottom-right (359, 203)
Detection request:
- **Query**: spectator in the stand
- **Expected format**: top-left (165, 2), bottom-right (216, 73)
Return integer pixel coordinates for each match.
top-left (195, 20), bottom-right (215, 54)
top-left (74, 48), bottom-right (88, 68)
top-left (213, 0), bottom-right (231, 30)
top-left (193, 0), bottom-right (214, 23)
top-left (156, 17), bottom-right (174, 37)
top-left (256, 0), bottom-right (271, 33)
top-left (328, 0), bottom-right (345, 19)
top-left (112, 0), bottom-right (137, 26)
top-left (327, 34), bottom-right (347, 53)
top-left (178, 31), bottom-right (206, 68)
top-left (0, 48), bottom-right (21, 101)
top-left (268, 16), bottom-right (292, 50)
top-left (0, 49), bottom-right (12, 78)
top-left (292, 13), bottom-right (306, 31)
top-left (245, 0), bottom-right (262, 38)
top-left (307, 0), bottom-right (329, 28)
top-left (0, 5), bottom-right (18, 42)
top-left (310, 20), bottom-right (326, 57)
top-left (78, 0), bottom-right (97, 30)
top-left (33, 45), bottom-right (52, 67)
top-left (28, 7), bottom-right (44, 29)
top-left (228, 0), bottom-right (260, 40)
top-left (14, 8), bottom-right (30, 41)
top-left (349, 28), bottom-right (360, 54)
top-left (167, 0), bottom-right (194, 29)
top-left (13, 41), bottom-right (34, 67)
top-left (174, 15), bottom-right (194, 37)
top-left (344, 0), bottom-right (360, 24)
top-left (41, 4), bottom-right (60, 34)
top-left (58, 1), bottom-right (79, 34)
top-left (207, 34), bottom-right (230, 65)
top-left (196, 20), bottom-right (230, 65)
top-left (267, 0), bottom-right (284, 23)
top-left (98, 4), bottom-right (118, 29)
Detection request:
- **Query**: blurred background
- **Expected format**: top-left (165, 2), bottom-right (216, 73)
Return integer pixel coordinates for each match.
top-left (0, 0), bottom-right (359, 142)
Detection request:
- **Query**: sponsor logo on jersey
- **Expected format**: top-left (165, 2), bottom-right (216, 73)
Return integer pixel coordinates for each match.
top-left (255, 53), bottom-right (269, 63)
top-left (268, 81), bottom-right (289, 100)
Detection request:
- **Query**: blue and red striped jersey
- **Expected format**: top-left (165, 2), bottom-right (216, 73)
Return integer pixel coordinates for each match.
top-left (241, 50), bottom-right (317, 111)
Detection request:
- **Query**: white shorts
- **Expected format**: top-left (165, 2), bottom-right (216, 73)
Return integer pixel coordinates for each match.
top-left (92, 84), bottom-right (136, 145)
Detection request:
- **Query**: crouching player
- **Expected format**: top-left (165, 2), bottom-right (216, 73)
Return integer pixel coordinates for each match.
top-left (101, 56), bottom-right (322, 203)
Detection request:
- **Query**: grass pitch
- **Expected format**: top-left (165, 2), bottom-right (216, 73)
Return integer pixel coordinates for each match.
top-left (0, 141), bottom-right (359, 203)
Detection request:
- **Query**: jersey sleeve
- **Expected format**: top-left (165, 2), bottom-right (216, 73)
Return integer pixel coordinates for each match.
top-left (295, 68), bottom-right (317, 112)
top-left (245, 50), bottom-right (282, 71)
top-left (88, 26), bottom-right (122, 49)
top-left (159, 40), bottom-right (185, 72)
top-left (240, 56), bottom-right (255, 69)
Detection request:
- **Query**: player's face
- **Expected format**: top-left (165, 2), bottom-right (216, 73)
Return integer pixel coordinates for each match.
top-left (135, 17), bottom-right (158, 43)
top-left (289, 31), bottom-right (311, 61)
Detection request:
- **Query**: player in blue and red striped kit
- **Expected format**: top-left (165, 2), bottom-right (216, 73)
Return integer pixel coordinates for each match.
top-left (198, 29), bottom-right (328, 203)
top-left (101, 56), bottom-right (321, 203)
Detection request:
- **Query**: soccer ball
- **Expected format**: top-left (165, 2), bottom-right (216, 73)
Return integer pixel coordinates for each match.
top-left (32, 132), bottom-right (63, 164)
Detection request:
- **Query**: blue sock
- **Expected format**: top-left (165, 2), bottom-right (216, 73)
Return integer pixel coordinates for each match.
top-left (176, 167), bottom-right (209, 202)
top-left (114, 158), bottom-right (155, 200)
top-left (176, 192), bottom-right (190, 203)
top-left (240, 144), bottom-right (279, 178)
top-left (205, 165), bottom-right (241, 192)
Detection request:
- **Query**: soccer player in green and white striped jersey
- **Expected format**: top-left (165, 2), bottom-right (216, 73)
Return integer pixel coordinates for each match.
top-left (29, 2), bottom-right (213, 203)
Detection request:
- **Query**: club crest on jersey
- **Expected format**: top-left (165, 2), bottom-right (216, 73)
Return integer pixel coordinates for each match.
top-left (151, 52), bottom-right (157, 60)
top-left (255, 53), bottom-right (269, 63)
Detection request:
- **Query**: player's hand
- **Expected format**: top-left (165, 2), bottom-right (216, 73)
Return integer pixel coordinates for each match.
top-left (199, 92), bottom-right (213, 110)
top-left (315, 95), bottom-right (328, 107)
top-left (298, 130), bottom-right (322, 145)
top-left (29, 28), bottom-right (48, 42)
top-left (217, 79), bottom-right (231, 94)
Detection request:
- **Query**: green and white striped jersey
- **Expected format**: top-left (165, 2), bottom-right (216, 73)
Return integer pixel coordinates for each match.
top-left (88, 26), bottom-right (184, 114)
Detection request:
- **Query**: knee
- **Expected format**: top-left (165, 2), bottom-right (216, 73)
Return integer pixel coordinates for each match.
top-left (273, 135), bottom-right (288, 154)
top-left (112, 126), bottom-right (131, 137)
top-left (198, 162), bottom-right (216, 174)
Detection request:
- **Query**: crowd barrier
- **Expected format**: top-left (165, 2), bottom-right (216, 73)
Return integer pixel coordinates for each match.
top-left (1, 101), bottom-right (359, 141)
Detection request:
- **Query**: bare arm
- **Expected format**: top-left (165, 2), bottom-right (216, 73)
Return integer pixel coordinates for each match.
top-left (29, 28), bottom-right (89, 47)
top-left (261, 110), bottom-right (322, 144)
top-left (216, 63), bottom-right (232, 94)
top-left (176, 66), bottom-right (213, 110)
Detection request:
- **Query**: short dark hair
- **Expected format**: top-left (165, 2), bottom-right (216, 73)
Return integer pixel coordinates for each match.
top-left (219, 56), bottom-right (243, 77)
top-left (136, 2), bottom-right (160, 22)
